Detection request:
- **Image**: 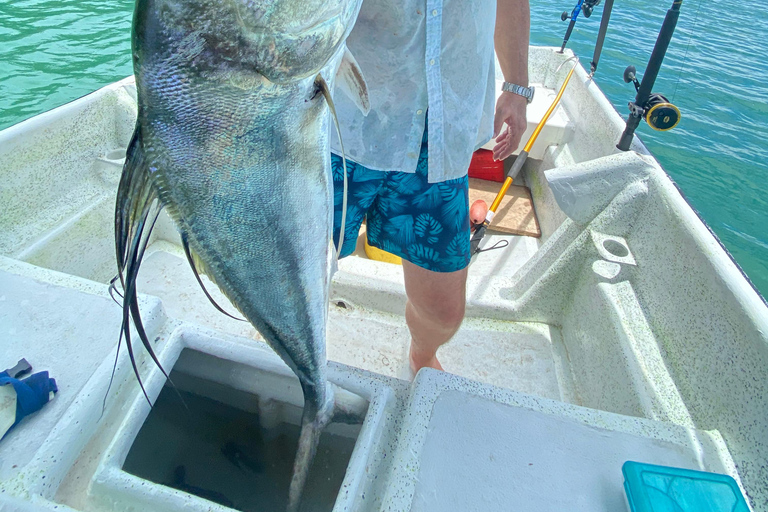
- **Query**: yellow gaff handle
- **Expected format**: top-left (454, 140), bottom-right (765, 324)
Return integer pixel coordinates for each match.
top-left (487, 64), bottom-right (577, 217)
top-left (523, 64), bottom-right (576, 154)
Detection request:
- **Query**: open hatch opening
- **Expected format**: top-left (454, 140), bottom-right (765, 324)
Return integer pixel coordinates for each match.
top-left (122, 349), bottom-right (363, 512)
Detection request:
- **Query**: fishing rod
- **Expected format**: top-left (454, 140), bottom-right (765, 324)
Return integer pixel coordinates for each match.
top-left (617, 0), bottom-right (683, 151)
top-left (470, 59), bottom-right (578, 256)
top-left (589, 0), bottom-right (614, 76)
top-left (559, 0), bottom-right (601, 53)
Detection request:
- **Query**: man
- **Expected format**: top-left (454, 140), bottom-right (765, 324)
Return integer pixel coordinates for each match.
top-left (331, 0), bottom-right (531, 374)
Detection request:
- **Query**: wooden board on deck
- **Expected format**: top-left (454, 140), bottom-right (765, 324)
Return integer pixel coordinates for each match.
top-left (469, 178), bottom-right (540, 238)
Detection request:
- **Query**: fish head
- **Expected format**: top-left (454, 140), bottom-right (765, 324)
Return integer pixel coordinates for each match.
top-left (133, 0), bottom-right (362, 82)
top-left (222, 0), bottom-right (363, 84)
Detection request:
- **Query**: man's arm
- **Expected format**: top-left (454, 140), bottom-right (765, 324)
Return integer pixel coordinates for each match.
top-left (492, 0), bottom-right (530, 161)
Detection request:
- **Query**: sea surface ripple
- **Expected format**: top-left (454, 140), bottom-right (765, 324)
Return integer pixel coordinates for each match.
top-left (531, 0), bottom-right (768, 298)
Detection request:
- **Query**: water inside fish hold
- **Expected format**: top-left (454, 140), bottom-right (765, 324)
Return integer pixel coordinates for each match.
top-left (122, 363), bottom-right (360, 512)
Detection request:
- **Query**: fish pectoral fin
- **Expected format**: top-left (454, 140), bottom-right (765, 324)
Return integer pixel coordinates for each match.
top-left (318, 74), bottom-right (349, 262)
top-left (335, 47), bottom-right (370, 116)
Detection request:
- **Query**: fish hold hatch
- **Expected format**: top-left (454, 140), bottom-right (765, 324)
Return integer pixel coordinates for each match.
top-left (122, 349), bottom-right (362, 512)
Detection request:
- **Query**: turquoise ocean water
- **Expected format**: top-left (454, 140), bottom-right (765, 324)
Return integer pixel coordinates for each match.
top-left (1, 0), bottom-right (766, 298)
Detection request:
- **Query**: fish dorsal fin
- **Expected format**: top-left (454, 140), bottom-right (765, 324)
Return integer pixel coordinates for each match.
top-left (335, 48), bottom-right (370, 116)
top-left (112, 127), bottom-right (177, 407)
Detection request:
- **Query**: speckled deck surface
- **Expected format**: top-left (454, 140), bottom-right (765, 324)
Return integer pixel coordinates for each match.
top-left (120, 245), bottom-right (569, 403)
top-left (1, 47), bottom-right (766, 511)
top-left (395, 370), bottom-right (740, 512)
top-left (0, 269), bottom-right (746, 512)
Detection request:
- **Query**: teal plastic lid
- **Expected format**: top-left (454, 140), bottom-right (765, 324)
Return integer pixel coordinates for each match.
top-left (623, 461), bottom-right (750, 512)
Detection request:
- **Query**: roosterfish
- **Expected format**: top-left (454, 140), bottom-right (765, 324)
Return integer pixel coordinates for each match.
top-left (113, 0), bottom-right (369, 509)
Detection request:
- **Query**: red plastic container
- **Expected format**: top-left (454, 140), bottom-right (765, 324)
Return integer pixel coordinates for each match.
top-left (468, 149), bottom-right (504, 182)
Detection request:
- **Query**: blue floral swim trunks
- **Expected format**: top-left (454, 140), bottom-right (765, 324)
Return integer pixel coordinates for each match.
top-left (331, 123), bottom-right (471, 273)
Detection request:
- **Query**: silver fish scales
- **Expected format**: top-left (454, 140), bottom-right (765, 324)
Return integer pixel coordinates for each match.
top-left (113, 0), bottom-right (366, 509)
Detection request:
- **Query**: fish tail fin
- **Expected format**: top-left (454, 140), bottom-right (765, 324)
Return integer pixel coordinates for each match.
top-left (286, 382), bottom-right (335, 512)
top-left (110, 126), bottom-right (179, 408)
top-left (285, 383), bottom-right (369, 512)
top-left (330, 384), bottom-right (369, 425)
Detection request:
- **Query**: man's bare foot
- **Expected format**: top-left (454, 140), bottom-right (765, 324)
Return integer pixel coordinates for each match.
top-left (409, 344), bottom-right (444, 375)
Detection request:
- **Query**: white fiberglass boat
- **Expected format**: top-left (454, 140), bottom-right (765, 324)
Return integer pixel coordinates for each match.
top-left (0, 47), bottom-right (765, 511)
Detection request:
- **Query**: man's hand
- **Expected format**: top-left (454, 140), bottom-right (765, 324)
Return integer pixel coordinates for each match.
top-left (492, 91), bottom-right (527, 161)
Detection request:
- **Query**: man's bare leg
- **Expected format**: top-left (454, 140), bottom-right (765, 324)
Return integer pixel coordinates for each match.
top-left (402, 260), bottom-right (469, 374)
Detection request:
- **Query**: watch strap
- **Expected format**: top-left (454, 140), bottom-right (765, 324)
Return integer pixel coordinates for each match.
top-left (502, 82), bottom-right (534, 104)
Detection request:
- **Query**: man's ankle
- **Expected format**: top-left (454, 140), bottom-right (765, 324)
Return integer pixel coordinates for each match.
top-left (409, 344), bottom-right (444, 373)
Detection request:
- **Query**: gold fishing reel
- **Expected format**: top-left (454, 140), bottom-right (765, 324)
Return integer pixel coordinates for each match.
top-left (623, 65), bottom-right (681, 132)
top-left (644, 93), bottom-right (680, 131)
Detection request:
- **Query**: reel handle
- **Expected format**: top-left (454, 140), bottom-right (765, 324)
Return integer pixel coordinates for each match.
top-left (623, 65), bottom-right (636, 83)
top-left (623, 65), bottom-right (641, 91)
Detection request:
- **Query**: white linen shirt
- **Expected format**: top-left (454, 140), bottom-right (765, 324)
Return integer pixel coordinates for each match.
top-left (330, 0), bottom-right (498, 183)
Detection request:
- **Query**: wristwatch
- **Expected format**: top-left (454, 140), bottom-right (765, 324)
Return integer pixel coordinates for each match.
top-left (502, 82), bottom-right (534, 104)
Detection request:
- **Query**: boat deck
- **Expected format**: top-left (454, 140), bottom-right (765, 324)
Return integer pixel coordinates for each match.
top-left (0, 262), bottom-right (742, 512)
top-left (1, 46), bottom-right (766, 511)
top-left (134, 241), bottom-right (570, 402)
